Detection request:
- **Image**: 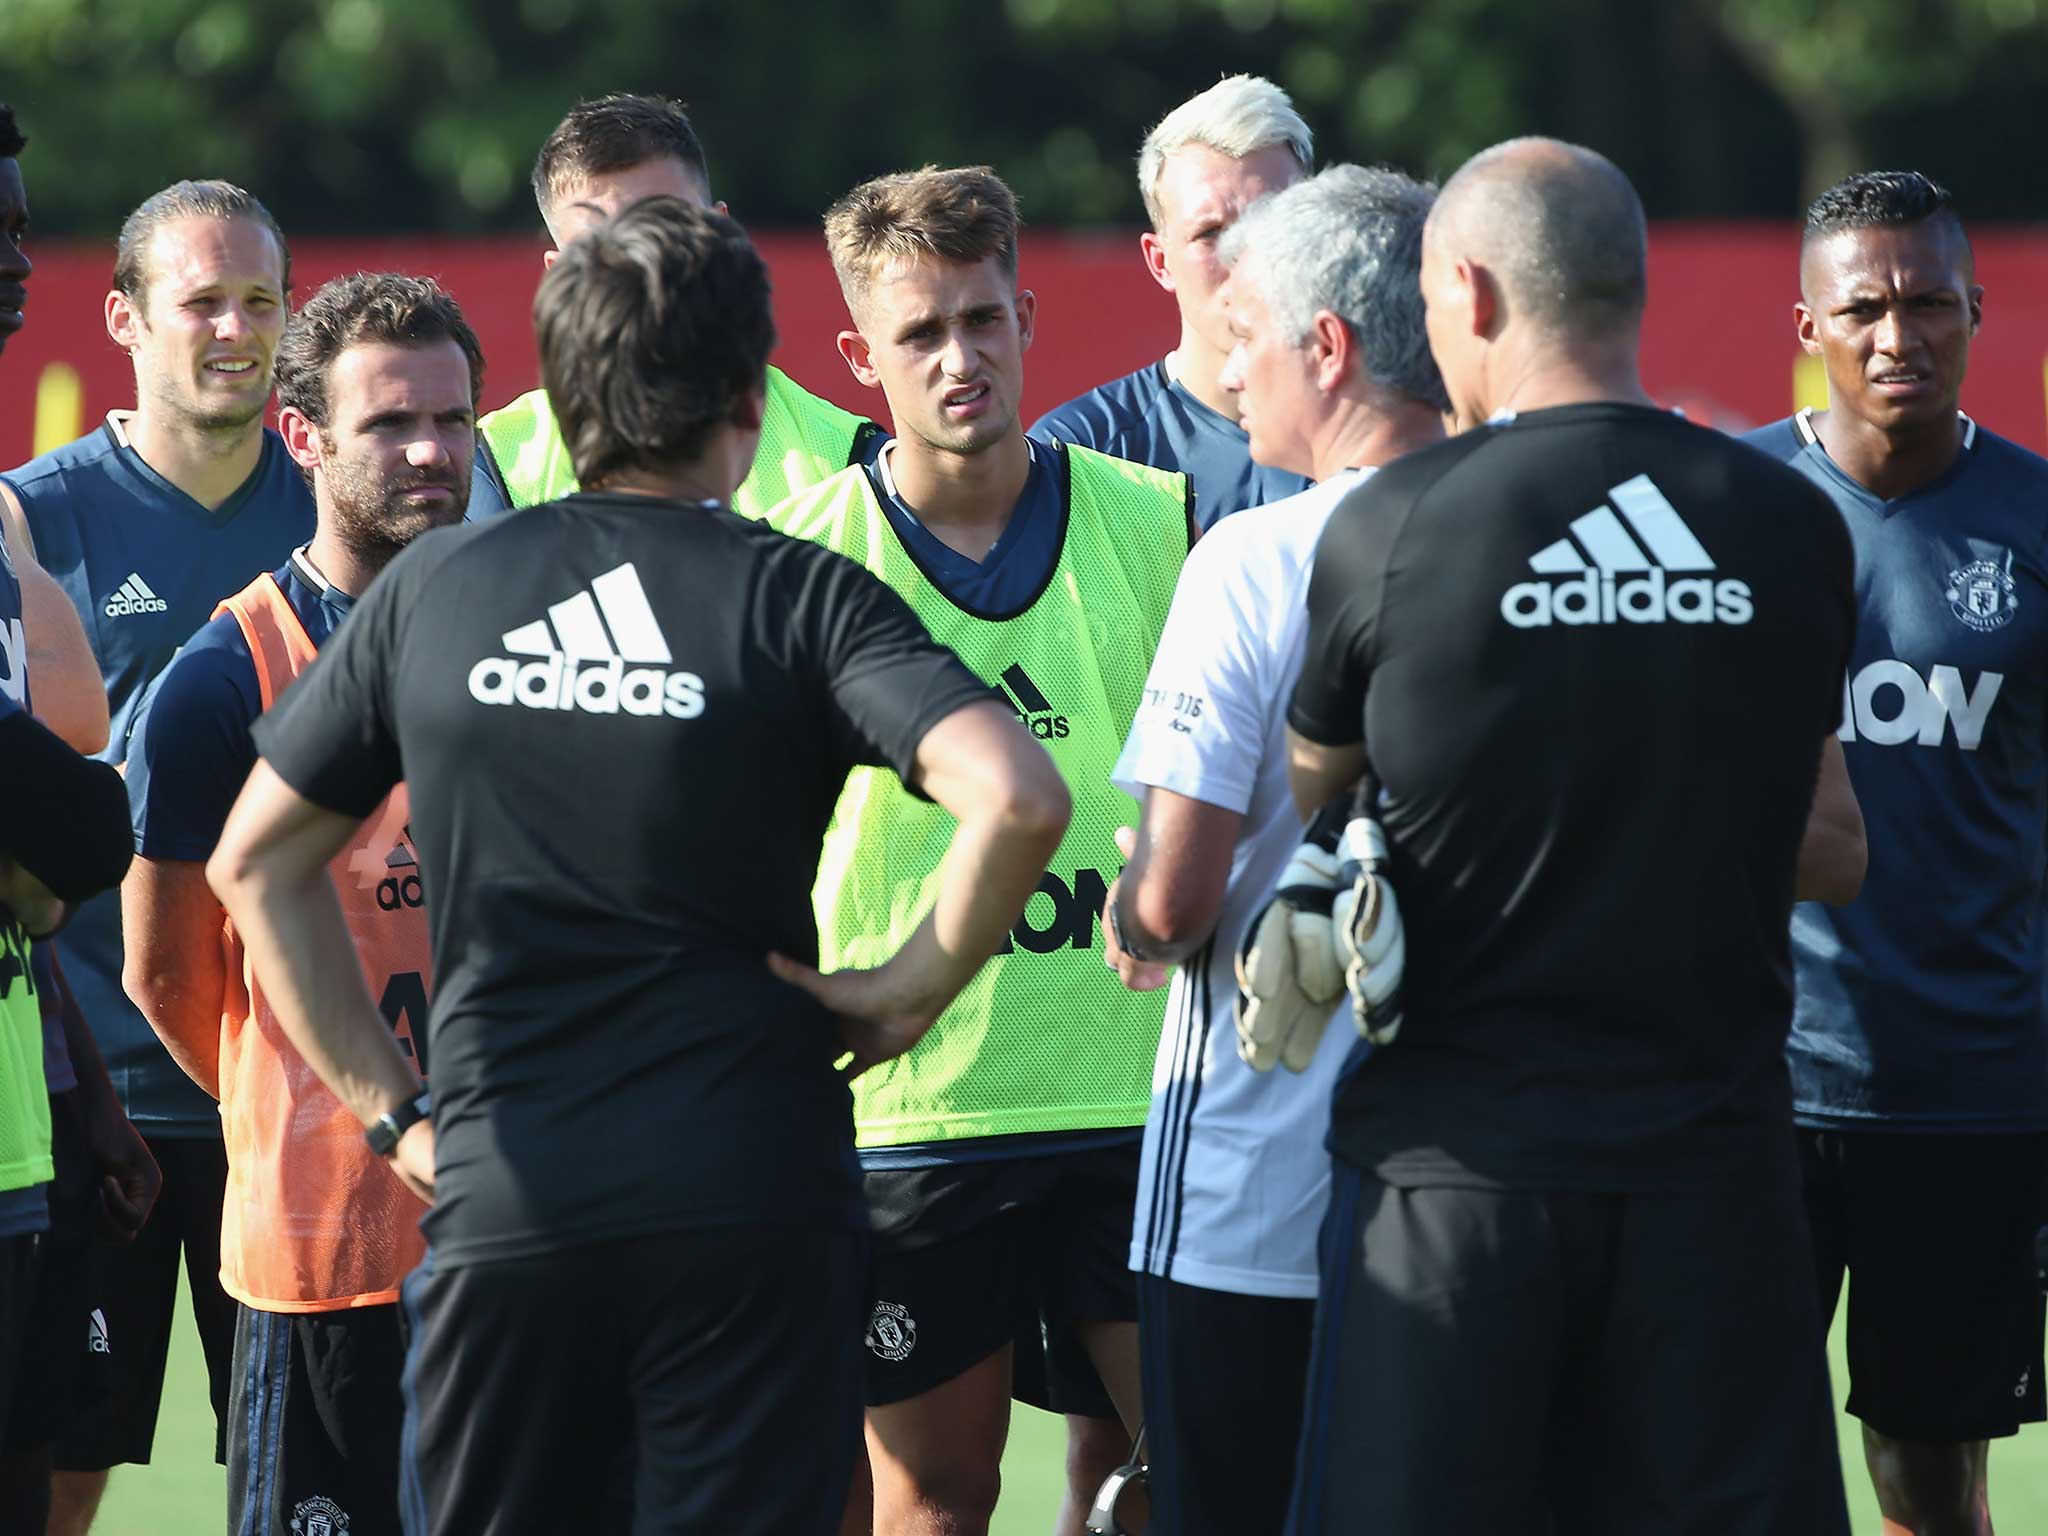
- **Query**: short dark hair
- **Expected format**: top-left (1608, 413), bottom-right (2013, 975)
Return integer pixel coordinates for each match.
top-left (824, 165), bottom-right (1020, 319)
top-left (274, 272), bottom-right (484, 434)
top-left (533, 95), bottom-right (710, 218)
top-left (1803, 170), bottom-right (1968, 256)
top-left (535, 197), bottom-right (774, 489)
top-left (113, 180), bottom-right (289, 304)
top-left (0, 105), bottom-right (24, 161)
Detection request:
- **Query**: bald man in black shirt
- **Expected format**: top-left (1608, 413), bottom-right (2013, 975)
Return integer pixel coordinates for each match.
top-left (1281, 140), bottom-right (1859, 1535)
top-left (203, 199), bottom-right (1071, 1536)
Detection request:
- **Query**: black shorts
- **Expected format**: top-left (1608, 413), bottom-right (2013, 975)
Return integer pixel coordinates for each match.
top-left (0, 1234), bottom-right (41, 1449)
top-left (228, 1303), bottom-right (407, 1536)
top-left (53, 1133), bottom-right (238, 1471)
top-left (861, 1140), bottom-right (1140, 1412)
top-left (1288, 1164), bottom-right (1849, 1536)
top-left (1800, 1127), bottom-right (2048, 1442)
top-left (1137, 1273), bottom-right (1313, 1536)
top-left (5, 1091), bottom-right (108, 1453)
top-left (400, 1224), bottom-right (866, 1536)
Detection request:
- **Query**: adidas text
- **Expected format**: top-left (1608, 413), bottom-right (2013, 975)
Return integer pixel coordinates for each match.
top-left (1501, 473), bottom-right (1753, 629)
top-left (1500, 568), bottom-right (1754, 629)
top-left (995, 663), bottom-right (1070, 740)
top-left (467, 653), bottom-right (705, 719)
top-left (104, 573), bottom-right (168, 618)
top-left (467, 563), bottom-right (704, 720)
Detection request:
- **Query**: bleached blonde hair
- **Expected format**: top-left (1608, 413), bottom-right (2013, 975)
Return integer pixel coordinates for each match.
top-left (1137, 75), bottom-right (1313, 227)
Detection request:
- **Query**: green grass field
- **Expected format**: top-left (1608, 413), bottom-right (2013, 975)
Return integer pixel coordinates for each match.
top-left (89, 1273), bottom-right (2047, 1535)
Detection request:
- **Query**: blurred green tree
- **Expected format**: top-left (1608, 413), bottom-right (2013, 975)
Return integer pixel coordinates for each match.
top-left (0, 0), bottom-right (2041, 236)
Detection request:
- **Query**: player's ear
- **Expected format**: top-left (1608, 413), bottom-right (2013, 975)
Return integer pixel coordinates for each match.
top-left (1794, 301), bottom-right (1821, 357)
top-left (838, 329), bottom-right (881, 390)
top-left (105, 289), bottom-right (143, 352)
top-left (1014, 289), bottom-right (1036, 354)
top-left (1311, 309), bottom-right (1349, 392)
top-left (1967, 284), bottom-right (1984, 337)
top-left (1463, 259), bottom-right (1498, 340)
top-left (277, 406), bottom-right (323, 473)
top-left (542, 248), bottom-right (561, 273)
top-left (730, 382), bottom-right (765, 435)
top-left (1139, 230), bottom-right (1173, 294)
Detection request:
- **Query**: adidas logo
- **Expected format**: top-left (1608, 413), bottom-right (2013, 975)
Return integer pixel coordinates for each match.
top-left (994, 663), bottom-right (1069, 740)
top-left (88, 1307), bottom-right (110, 1355)
top-left (467, 563), bottom-right (706, 720)
top-left (377, 826), bottom-right (423, 911)
top-left (103, 573), bottom-right (169, 618)
top-left (1500, 475), bottom-right (1753, 629)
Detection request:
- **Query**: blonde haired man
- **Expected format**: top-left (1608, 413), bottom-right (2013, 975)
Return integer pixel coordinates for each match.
top-left (762, 166), bottom-right (1189, 1536)
top-left (1032, 75), bottom-right (1313, 528)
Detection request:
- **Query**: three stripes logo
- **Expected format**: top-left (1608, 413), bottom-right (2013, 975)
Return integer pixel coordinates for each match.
top-left (103, 571), bottom-right (169, 618)
top-left (374, 826), bottom-right (424, 911)
top-left (466, 562), bottom-right (706, 719)
top-left (994, 663), bottom-right (1070, 739)
top-left (1499, 474), bottom-right (1754, 629)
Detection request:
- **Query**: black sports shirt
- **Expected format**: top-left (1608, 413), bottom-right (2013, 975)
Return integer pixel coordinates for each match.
top-left (1290, 403), bottom-right (1854, 1191)
top-left (254, 493), bottom-right (993, 1266)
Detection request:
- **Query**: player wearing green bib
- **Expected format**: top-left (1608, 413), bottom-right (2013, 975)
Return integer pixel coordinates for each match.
top-left (466, 95), bottom-right (882, 524)
top-left (760, 166), bottom-right (1188, 1536)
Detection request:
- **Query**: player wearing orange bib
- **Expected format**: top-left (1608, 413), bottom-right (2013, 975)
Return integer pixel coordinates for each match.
top-left (121, 274), bottom-right (480, 1536)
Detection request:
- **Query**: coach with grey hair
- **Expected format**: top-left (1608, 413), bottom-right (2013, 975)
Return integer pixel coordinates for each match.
top-left (1280, 138), bottom-right (1860, 1533)
top-left (1096, 163), bottom-right (1444, 1536)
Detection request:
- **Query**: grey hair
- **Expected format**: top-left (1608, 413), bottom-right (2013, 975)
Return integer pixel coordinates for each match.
top-left (1220, 164), bottom-right (1447, 411)
top-left (1137, 75), bottom-right (1313, 227)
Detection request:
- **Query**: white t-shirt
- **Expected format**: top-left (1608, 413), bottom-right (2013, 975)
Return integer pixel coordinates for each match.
top-left (1113, 469), bottom-right (1369, 1299)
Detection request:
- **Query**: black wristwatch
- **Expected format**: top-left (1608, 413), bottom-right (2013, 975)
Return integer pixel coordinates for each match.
top-left (365, 1089), bottom-right (431, 1157)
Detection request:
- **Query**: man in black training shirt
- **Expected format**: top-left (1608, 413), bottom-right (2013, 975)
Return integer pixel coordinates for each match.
top-left (202, 198), bottom-right (1071, 1536)
top-left (1281, 138), bottom-right (1861, 1535)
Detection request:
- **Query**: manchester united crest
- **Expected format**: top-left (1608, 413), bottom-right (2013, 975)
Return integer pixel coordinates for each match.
top-left (865, 1299), bottom-right (918, 1362)
top-left (1945, 551), bottom-right (2018, 633)
top-left (290, 1496), bottom-right (350, 1536)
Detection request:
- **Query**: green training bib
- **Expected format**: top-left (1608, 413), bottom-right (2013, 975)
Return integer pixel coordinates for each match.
top-left (764, 445), bottom-right (1189, 1145)
top-left (479, 365), bottom-right (872, 519)
top-left (0, 923), bottom-right (52, 1195)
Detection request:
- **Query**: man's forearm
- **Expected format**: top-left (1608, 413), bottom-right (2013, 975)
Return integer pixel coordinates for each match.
top-left (889, 797), bottom-right (1067, 1015)
top-left (209, 858), bottom-right (418, 1128)
top-left (1109, 875), bottom-right (1208, 966)
top-left (49, 945), bottom-right (121, 1116)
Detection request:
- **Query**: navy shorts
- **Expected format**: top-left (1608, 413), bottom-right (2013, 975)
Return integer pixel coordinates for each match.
top-left (228, 1302), bottom-right (407, 1536)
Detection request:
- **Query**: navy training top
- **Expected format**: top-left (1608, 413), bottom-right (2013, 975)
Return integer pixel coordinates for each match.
top-left (1031, 358), bottom-right (1309, 530)
top-left (1744, 411), bottom-right (2048, 1132)
top-left (2, 417), bottom-right (315, 1133)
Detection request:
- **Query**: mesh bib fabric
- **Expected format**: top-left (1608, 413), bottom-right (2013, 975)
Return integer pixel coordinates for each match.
top-left (765, 445), bottom-right (1189, 1144)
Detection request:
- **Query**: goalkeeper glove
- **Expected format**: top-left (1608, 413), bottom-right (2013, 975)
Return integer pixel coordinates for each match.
top-left (1334, 814), bottom-right (1405, 1045)
top-left (1233, 796), bottom-right (1349, 1072)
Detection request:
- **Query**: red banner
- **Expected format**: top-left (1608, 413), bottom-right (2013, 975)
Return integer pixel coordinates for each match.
top-left (7, 226), bottom-right (2046, 470)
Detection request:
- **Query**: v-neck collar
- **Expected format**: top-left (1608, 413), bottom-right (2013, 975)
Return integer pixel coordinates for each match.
top-left (1793, 407), bottom-right (1978, 513)
top-left (104, 411), bottom-right (277, 529)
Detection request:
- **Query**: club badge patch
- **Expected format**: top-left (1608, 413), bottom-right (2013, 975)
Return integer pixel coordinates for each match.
top-left (866, 1300), bottom-right (917, 1363)
top-left (1945, 551), bottom-right (2018, 632)
top-left (291, 1496), bottom-right (349, 1535)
